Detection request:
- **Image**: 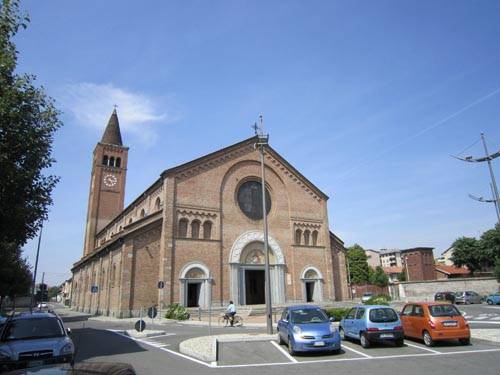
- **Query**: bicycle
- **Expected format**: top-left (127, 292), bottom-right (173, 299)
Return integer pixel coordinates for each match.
top-left (218, 313), bottom-right (243, 327)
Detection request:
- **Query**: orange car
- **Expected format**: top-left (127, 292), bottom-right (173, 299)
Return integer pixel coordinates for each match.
top-left (400, 302), bottom-right (470, 346)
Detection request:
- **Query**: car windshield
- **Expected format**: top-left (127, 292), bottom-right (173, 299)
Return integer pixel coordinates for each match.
top-left (291, 308), bottom-right (329, 324)
top-left (1, 317), bottom-right (64, 341)
top-left (369, 308), bottom-right (398, 323)
top-left (428, 305), bottom-right (461, 317)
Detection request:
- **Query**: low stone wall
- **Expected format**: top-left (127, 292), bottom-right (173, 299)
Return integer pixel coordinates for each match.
top-left (397, 277), bottom-right (499, 302)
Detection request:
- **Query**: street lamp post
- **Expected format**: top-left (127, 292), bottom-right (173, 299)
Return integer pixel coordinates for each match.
top-left (30, 224), bottom-right (43, 313)
top-left (254, 116), bottom-right (273, 334)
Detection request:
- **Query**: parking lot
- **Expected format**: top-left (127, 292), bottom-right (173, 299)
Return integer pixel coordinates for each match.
top-left (115, 328), bottom-right (500, 369)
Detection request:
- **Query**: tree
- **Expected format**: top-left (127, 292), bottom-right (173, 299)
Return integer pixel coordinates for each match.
top-left (450, 237), bottom-right (482, 274)
top-left (370, 266), bottom-right (389, 287)
top-left (0, 249), bottom-right (31, 312)
top-left (0, 0), bottom-right (62, 301)
top-left (478, 224), bottom-right (500, 269)
top-left (346, 244), bottom-right (371, 284)
top-left (47, 286), bottom-right (60, 300)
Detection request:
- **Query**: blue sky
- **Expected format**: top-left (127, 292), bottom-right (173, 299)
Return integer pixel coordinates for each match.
top-left (15, 0), bottom-right (500, 286)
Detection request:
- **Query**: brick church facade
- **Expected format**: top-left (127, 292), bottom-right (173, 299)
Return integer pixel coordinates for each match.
top-left (71, 110), bottom-right (349, 317)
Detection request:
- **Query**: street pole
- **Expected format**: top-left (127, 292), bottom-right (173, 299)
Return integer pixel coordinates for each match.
top-left (490, 183), bottom-right (500, 223)
top-left (481, 133), bottom-right (500, 223)
top-left (41, 272), bottom-right (45, 306)
top-left (346, 257), bottom-right (352, 300)
top-left (30, 224), bottom-right (43, 313)
top-left (255, 116), bottom-right (273, 334)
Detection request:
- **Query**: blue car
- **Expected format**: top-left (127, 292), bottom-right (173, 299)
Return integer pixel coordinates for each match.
top-left (277, 305), bottom-right (341, 355)
top-left (339, 305), bottom-right (404, 348)
top-left (486, 293), bottom-right (500, 305)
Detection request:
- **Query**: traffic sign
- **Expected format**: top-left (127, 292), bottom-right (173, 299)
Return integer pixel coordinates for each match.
top-left (91, 285), bottom-right (99, 293)
top-left (157, 281), bottom-right (165, 289)
top-left (135, 320), bottom-right (146, 332)
top-left (147, 306), bottom-right (158, 319)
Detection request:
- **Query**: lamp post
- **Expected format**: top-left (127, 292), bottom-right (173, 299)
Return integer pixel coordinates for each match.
top-left (254, 116), bottom-right (273, 334)
top-left (30, 223), bottom-right (43, 313)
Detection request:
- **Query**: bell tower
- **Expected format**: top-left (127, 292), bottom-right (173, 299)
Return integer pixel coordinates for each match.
top-left (83, 109), bottom-right (128, 256)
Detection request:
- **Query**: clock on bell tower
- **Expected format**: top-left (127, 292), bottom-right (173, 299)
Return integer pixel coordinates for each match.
top-left (83, 109), bottom-right (128, 256)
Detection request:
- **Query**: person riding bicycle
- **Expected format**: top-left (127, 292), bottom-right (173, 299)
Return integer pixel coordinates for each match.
top-left (225, 300), bottom-right (236, 326)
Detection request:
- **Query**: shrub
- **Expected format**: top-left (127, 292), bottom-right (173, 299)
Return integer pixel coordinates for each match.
top-left (324, 307), bottom-right (350, 321)
top-left (365, 294), bottom-right (391, 305)
top-left (164, 303), bottom-right (190, 320)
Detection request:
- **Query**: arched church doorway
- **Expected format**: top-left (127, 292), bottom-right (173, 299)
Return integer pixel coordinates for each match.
top-left (179, 263), bottom-right (211, 308)
top-left (229, 231), bottom-right (286, 305)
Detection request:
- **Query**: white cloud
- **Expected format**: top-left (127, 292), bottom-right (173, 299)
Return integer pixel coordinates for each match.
top-left (57, 82), bottom-right (175, 145)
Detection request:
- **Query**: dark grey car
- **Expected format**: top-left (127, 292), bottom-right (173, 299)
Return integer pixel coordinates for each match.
top-left (454, 291), bottom-right (482, 304)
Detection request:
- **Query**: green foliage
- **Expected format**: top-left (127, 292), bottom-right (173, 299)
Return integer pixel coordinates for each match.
top-left (346, 244), bottom-right (371, 284)
top-left (0, 1), bottom-right (61, 303)
top-left (47, 286), bottom-right (60, 299)
top-left (451, 225), bottom-right (500, 274)
top-left (164, 303), bottom-right (190, 320)
top-left (369, 266), bottom-right (389, 287)
top-left (397, 272), bottom-right (406, 282)
top-left (450, 237), bottom-right (482, 274)
top-left (324, 307), bottom-right (350, 321)
top-left (365, 294), bottom-right (391, 305)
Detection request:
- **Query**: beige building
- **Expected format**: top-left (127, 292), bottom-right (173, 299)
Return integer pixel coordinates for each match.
top-left (364, 249), bottom-right (380, 268)
top-left (71, 111), bottom-right (348, 317)
top-left (379, 249), bottom-right (402, 268)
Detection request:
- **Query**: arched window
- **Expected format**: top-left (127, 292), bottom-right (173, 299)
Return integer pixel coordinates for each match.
top-left (295, 229), bottom-right (302, 245)
top-left (109, 156), bottom-right (115, 167)
top-left (304, 230), bottom-right (311, 245)
top-left (191, 220), bottom-right (200, 239)
top-left (178, 218), bottom-right (188, 238)
top-left (312, 230), bottom-right (318, 246)
top-left (203, 221), bottom-right (212, 240)
top-left (115, 157), bottom-right (121, 168)
top-left (102, 155), bottom-right (109, 166)
top-left (155, 197), bottom-right (161, 211)
top-left (140, 209), bottom-right (146, 218)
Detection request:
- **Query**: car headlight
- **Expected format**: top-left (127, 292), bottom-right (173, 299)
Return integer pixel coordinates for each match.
top-left (0, 348), bottom-right (12, 361)
top-left (292, 325), bottom-right (301, 334)
top-left (330, 322), bottom-right (337, 333)
top-left (60, 343), bottom-right (74, 355)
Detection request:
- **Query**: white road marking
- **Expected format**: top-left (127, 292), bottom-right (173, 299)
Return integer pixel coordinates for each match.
top-left (213, 348), bottom-right (500, 368)
top-left (270, 340), bottom-right (298, 363)
top-left (473, 316), bottom-right (488, 320)
top-left (469, 321), bottom-right (500, 325)
top-left (404, 341), bottom-right (441, 354)
top-left (491, 316), bottom-right (500, 321)
top-left (147, 333), bottom-right (177, 339)
top-left (341, 343), bottom-right (373, 358)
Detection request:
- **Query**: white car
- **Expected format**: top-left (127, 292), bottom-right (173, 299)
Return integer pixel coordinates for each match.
top-left (37, 303), bottom-right (48, 309)
top-left (361, 292), bottom-right (374, 303)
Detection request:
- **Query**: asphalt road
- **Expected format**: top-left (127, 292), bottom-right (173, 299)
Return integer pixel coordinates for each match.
top-left (66, 315), bottom-right (500, 375)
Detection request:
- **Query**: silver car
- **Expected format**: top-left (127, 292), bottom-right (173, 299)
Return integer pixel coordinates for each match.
top-left (454, 291), bottom-right (482, 304)
top-left (0, 312), bottom-right (74, 371)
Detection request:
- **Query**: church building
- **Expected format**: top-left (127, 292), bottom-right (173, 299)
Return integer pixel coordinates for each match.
top-left (71, 110), bottom-right (349, 317)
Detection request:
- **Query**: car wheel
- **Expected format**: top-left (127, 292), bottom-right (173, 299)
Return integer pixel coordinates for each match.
top-left (278, 332), bottom-right (285, 345)
top-left (395, 338), bottom-right (404, 347)
top-left (459, 338), bottom-right (470, 345)
top-left (339, 327), bottom-right (346, 340)
top-left (288, 337), bottom-right (296, 355)
top-left (360, 333), bottom-right (370, 348)
top-left (487, 299), bottom-right (493, 305)
top-left (423, 330), bottom-right (434, 347)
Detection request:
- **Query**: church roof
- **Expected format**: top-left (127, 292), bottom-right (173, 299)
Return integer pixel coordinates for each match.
top-left (100, 109), bottom-right (123, 146)
top-left (162, 135), bottom-right (329, 200)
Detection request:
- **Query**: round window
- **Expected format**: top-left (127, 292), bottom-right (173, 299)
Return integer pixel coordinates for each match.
top-left (237, 180), bottom-right (271, 220)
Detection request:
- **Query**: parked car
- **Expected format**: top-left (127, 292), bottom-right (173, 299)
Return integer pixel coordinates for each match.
top-left (454, 291), bottom-right (482, 304)
top-left (486, 293), bottom-right (500, 305)
top-left (339, 305), bottom-right (403, 348)
top-left (0, 311), bottom-right (74, 371)
top-left (37, 303), bottom-right (48, 309)
top-left (277, 305), bottom-right (341, 355)
top-left (361, 292), bottom-right (373, 304)
top-left (400, 302), bottom-right (470, 347)
top-left (434, 292), bottom-right (456, 304)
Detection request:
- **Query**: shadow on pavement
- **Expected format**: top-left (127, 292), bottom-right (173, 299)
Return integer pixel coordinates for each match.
top-left (71, 328), bottom-right (147, 362)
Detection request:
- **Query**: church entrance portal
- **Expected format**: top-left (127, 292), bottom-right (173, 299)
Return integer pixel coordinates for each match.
top-left (245, 269), bottom-right (265, 305)
top-left (187, 282), bottom-right (201, 307)
top-left (305, 281), bottom-right (315, 302)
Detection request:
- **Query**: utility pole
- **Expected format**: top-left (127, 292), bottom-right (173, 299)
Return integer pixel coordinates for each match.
top-left (453, 133), bottom-right (500, 224)
top-left (30, 224), bottom-right (43, 313)
top-left (253, 116), bottom-right (273, 334)
top-left (41, 272), bottom-right (45, 305)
